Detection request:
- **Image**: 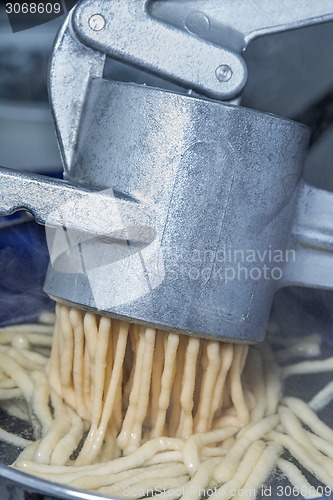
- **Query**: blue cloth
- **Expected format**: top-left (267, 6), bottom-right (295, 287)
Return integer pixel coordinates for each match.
top-left (0, 214), bottom-right (54, 326)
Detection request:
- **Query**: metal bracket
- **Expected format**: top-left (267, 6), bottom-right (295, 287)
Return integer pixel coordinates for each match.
top-left (282, 181), bottom-right (333, 291)
top-left (72, 0), bottom-right (247, 100)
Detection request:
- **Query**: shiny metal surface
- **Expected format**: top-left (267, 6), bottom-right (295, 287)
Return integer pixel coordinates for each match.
top-left (283, 182), bottom-right (333, 290)
top-left (44, 80), bottom-right (310, 342)
top-left (0, 464), bottom-right (111, 499)
top-left (152, 0), bottom-right (333, 50)
top-left (49, 0), bottom-right (333, 179)
top-left (0, 166), bottom-right (155, 244)
top-left (3, 82), bottom-right (333, 342)
top-left (72, 0), bottom-right (247, 100)
top-left (48, 11), bottom-right (105, 172)
top-left (72, 0), bottom-right (333, 100)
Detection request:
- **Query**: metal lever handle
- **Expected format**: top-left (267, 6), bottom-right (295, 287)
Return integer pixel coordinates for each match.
top-left (0, 167), bottom-right (155, 245)
top-left (72, 0), bottom-right (247, 100)
top-left (282, 181), bottom-right (333, 290)
top-left (72, 0), bottom-right (333, 101)
top-left (48, 12), bottom-right (105, 172)
top-left (151, 0), bottom-right (333, 50)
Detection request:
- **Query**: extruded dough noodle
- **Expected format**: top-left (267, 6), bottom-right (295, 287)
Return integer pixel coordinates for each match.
top-left (50, 404), bottom-right (85, 466)
top-left (239, 347), bottom-right (266, 423)
top-left (0, 426), bottom-right (33, 448)
top-left (223, 344), bottom-right (249, 426)
top-left (278, 406), bottom-right (332, 472)
top-left (169, 335), bottom-right (186, 436)
top-left (0, 352), bottom-right (34, 400)
top-left (272, 334), bottom-right (321, 362)
top-left (282, 357), bottom-right (333, 378)
top-left (210, 440), bottom-right (266, 500)
top-left (0, 387), bottom-right (22, 399)
top-left (151, 332), bottom-right (179, 438)
top-left (99, 462), bottom-right (187, 497)
top-left (306, 431), bottom-right (333, 458)
top-left (277, 459), bottom-right (319, 500)
top-left (74, 316), bottom-right (112, 465)
top-left (182, 426), bottom-right (238, 476)
top-left (150, 332), bottom-right (165, 428)
top-left (177, 337), bottom-right (200, 439)
top-left (232, 441), bottom-right (282, 499)
top-left (16, 437), bottom-right (185, 484)
top-left (180, 457), bottom-right (221, 500)
top-left (258, 342), bottom-right (281, 417)
top-left (83, 321), bottom-right (128, 463)
top-left (213, 415), bottom-right (279, 484)
top-left (309, 380), bottom-right (333, 412)
top-left (30, 371), bottom-right (53, 433)
top-left (69, 308), bottom-right (87, 420)
top-left (267, 430), bottom-right (333, 488)
top-left (33, 391), bottom-right (72, 464)
top-left (2, 304), bottom-right (333, 499)
top-left (283, 397), bottom-right (333, 444)
top-left (126, 328), bottom-right (156, 454)
top-left (193, 341), bottom-right (220, 433)
top-left (75, 462), bottom-right (185, 492)
top-left (210, 343), bottom-right (233, 421)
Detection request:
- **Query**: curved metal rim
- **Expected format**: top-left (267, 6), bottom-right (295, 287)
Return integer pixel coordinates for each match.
top-left (96, 78), bottom-right (310, 132)
top-left (0, 464), bottom-right (121, 500)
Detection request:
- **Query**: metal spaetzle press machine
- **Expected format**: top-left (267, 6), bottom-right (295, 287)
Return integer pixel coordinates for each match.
top-left (1, 0), bottom-right (333, 344)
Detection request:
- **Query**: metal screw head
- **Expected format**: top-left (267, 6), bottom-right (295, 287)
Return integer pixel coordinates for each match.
top-left (89, 14), bottom-right (105, 31)
top-left (215, 65), bottom-right (233, 82)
